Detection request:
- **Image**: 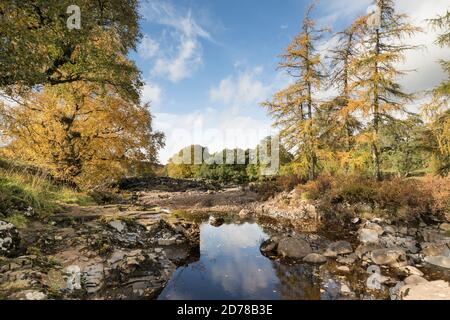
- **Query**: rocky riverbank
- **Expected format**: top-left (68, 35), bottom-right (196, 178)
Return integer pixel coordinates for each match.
top-left (260, 218), bottom-right (450, 300)
top-left (0, 205), bottom-right (199, 300)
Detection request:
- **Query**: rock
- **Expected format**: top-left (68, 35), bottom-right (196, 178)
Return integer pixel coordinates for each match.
top-left (25, 291), bottom-right (47, 300)
top-left (108, 220), bottom-right (126, 233)
top-left (370, 248), bottom-right (406, 266)
top-left (303, 253), bottom-right (327, 264)
top-left (421, 243), bottom-right (450, 257)
top-left (397, 266), bottom-right (424, 277)
top-left (336, 255), bottom-right (356, 265)
top-left (158, 238), bottom-right (177, 246)
top-left (358, 228), bottom-right (380, 244)
top-left (65, 265), bottom-right (82, 291)
top-left (404, 275), bottom-right (428, 285)
top-left (0, 220), bottom-right (20, 256)
top-left (364, 222), bottom-right (384, 235)
top-left (277, 237), bottom-right (312, 259)
top-left (327, 241), bottom-right (353, 255)
top-left (260, 239), bottom-right (277, 253)
top-left (400, 280), bottom-right (450, 300)
top-left (440, 223), bottom-right (450, 232)
top-left (336, 266), bottom-right (350, 272)
top-left (238, 209), bottom-right (251, 218)
top-left (209, 216), bottom-right (225, 227)
top-left (355, 243), bottom-right (384, 259)
top-left (383, 226), bottom-right (397, 235)
top-left (398, 226), bottom-right (408, 235)
top-left (351, 217), bottom-right (360, 224)
top-left (424, 256), bottom-right (450, 269)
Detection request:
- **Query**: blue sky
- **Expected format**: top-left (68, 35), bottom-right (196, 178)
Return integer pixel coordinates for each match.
top-left (131, 0), bottom-right (449, 163)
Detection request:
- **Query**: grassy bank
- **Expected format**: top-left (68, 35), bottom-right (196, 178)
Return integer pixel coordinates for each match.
top-left (0, 160), bottom-right (94, 228)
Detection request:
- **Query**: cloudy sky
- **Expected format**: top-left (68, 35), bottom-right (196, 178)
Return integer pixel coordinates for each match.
top-left (133, 0), bottom-right (449, 163)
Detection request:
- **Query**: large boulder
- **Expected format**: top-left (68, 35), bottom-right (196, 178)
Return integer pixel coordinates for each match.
top-left (0, 220), bottom-right (20, 256)
top-left (400, 280), bottom-right (450, 300)
top-left (277, 237), bottom-right (312, 259)
top-left (424, 256), bottom-right (450, 270)
top-left (370, 248), bottom-right (406, 266)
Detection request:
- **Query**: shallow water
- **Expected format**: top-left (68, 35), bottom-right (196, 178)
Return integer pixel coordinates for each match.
top-left (158, 220), bottom-right (322, 300)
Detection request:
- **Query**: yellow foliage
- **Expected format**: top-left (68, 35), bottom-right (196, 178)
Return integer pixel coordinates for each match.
top-left (0, 83), bottom-right (164, 187)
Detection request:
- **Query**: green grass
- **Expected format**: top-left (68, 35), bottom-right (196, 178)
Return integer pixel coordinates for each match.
top-left (0, 165), bottom-right (95, 225)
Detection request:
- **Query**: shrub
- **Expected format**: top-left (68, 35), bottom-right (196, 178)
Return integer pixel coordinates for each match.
top-left (249, 180), bottom-right (280, 201)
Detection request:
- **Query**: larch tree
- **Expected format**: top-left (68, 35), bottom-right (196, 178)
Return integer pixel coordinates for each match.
top-left (421, 11), bottom-right (449, 175)
top-left (327, 17), bottom-right (367, 153)
top-left (0, 0), bottom-right (142, 103)
top-left (350, 0), bottom-right (421, 180)
top-left (263, 4), bottom-right (328, 180)
top-left (0, 83), bottom-right (165, 187)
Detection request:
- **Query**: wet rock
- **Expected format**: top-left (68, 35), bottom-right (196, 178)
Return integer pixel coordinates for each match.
top-left (0, 220), bottom-right (20, 256)
top-left (277, 237), bottom-right (312, 259)
top-left (370, 248), bottom-right (406, 266)
top-left (326, 241), bottom-right (353, 255)
top-left (358, 228), bottom-right (380, 244)
top-left (260, 239), bottom-right (277, 253)
top-left (400, 280), bottom-right (450, 300)
top-left (424, 256), bottom-right (450, 269)
top-left (303, 253), bottom-right (327, 264)
top-left (209, 216), bottom-right (225, 227)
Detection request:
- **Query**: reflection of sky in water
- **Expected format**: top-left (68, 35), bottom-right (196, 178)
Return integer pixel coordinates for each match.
top-left (158, 221), bottom-right (320, 300)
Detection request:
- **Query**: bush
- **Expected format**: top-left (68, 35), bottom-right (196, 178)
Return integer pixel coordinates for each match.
top-left (293, 174), bottom-right (448, 221)
top-left (249, 180), bottom-right (280, 201)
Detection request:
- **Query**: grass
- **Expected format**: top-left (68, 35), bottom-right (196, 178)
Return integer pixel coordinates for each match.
top-left (0, 164), bottom-right (95, 226)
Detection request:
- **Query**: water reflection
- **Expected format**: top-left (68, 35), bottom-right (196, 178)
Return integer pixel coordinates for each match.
top-left (158, 220), bottom-right (321, 300)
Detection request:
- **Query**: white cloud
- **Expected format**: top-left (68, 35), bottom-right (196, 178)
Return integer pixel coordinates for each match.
top-left (140, 0), bottom-right (211, 82)
top-left (138, 35), bottom-right (160, 60)
top-left (152, 36), bottom-right (202, 82)
top-left (141, 82), bottom-right (162, 107)
top-left (209, 67), bottom-right (270, 114)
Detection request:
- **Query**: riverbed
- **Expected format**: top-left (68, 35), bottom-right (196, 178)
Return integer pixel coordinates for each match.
top-left (159, 218), bottom-right (326, 300)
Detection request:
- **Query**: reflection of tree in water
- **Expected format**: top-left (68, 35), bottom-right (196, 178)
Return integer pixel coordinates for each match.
top-left (272, 262), bottom-right (321, 300)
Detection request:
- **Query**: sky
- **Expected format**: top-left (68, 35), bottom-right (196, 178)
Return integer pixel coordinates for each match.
top-left (134, 0), bottom-right (448, 163)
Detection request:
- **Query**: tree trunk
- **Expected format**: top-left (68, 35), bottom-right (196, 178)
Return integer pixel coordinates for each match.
top-left (372, 29), bottom-right (382, 181)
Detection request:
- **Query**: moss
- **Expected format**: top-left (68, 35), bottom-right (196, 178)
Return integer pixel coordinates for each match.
top-left (5, 214), bottom-right (28, 229)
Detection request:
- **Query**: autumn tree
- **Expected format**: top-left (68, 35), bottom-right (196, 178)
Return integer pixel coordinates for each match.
top-left (421, 11), bottom-right (450, 176)
top-left (326, 17), bottom-right (366, 153)
top-left (0, 0), bottom-right (142, 102)
top-left (349, 0), bottom-right (421, 180)
top-left (0, 83), bottom-right (164, 187)
top-left (263, 4), bottom-right (328, 180)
